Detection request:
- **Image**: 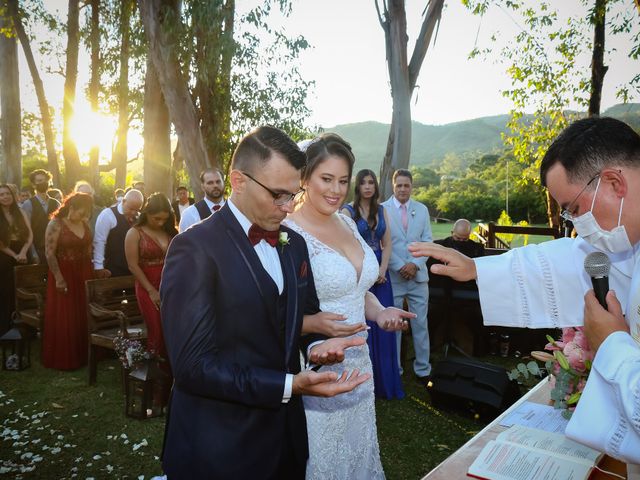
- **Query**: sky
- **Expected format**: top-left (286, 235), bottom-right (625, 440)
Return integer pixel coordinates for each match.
top-left (15, 0), bottom-right (640, 161)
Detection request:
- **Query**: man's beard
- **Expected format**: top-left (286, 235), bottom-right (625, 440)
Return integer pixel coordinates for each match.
top-left (206, 190), bottom-right (223, 202)
top-left (35, 184), bottom-right (48, 193)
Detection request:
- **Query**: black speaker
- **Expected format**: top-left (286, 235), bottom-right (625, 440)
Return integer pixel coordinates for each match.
top-left (427, 356), bottom-right (520, 419)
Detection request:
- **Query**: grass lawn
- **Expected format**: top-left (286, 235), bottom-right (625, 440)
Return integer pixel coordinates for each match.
top-left (1, 339), bottom-right (528, 479)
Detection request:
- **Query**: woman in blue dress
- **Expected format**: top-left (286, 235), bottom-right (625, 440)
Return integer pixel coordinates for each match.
top-left (342, 169), bottom-right (404, 399)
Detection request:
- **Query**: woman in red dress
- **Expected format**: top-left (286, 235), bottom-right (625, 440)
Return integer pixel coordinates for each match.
top-left (42, 193), bottom-right (94, 370)
top-left (125, 193), bottom-right (177, 363)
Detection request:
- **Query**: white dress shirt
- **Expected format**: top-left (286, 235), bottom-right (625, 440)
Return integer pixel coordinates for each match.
top-left (226, 199), bottom-right (291, 401)
top-left (93, 203), bottom-right (124, 270)
top-left (178, 198), bottom-right (225, 232)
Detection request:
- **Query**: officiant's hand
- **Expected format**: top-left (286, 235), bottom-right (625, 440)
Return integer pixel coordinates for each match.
top-left (584, 289), bottom-right (629, 353)
top-left (408, 242), bottom-right (477, 282)
top-left (292, 369), bottom-right (371, 397)
top-left (374, 307), bottom-right (414, 331)
top-left (308, 336), bottom-right (366, 365)
top-left (302, 311), bottom-right (367, 337)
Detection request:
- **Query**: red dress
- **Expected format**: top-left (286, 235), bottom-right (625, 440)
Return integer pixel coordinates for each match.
top-left (42, 221), bottom-right (93, 370)
top-left (135, 228), bottom-right (168, 360)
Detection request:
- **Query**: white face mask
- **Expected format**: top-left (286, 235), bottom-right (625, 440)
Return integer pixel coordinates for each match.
top-left (572, 177), bottom-right (632, 253)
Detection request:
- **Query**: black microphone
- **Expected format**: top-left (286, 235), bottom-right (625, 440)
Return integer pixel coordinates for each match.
top-left (584, 251), bottom-right (611, 310)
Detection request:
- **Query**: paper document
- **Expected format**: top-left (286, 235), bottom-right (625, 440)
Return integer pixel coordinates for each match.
top-left (499, 401), bottom-right (569, 433)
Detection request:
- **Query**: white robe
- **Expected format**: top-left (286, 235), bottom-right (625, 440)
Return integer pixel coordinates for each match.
top-left (474, 237), bottom-right (640, 472)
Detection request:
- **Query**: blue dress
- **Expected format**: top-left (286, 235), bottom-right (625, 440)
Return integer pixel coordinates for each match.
top-left (344, 204), bottom-right (404, 400)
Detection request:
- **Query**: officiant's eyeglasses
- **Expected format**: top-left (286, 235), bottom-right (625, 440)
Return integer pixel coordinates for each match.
top-left (560, 172), bottom-right (600, 222)
top-left (242, 172), bottom-right (305, 206)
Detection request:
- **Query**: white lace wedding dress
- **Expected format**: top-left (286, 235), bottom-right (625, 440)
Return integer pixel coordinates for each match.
top-left (284, 214), bottom-right (385, 480)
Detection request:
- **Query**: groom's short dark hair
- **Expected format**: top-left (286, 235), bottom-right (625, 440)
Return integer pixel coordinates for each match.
top-left (231, 126), bottom-right (306, 173)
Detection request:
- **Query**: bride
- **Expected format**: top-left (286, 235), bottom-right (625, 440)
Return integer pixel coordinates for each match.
top-left (284, 133), bottom-right (413, 479)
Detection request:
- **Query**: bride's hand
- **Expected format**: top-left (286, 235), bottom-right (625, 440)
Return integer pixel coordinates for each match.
top-left (308, 336), bottom-right (367, 365)
top-left (302, 312), bottom-right (367, 337)
top-left (292, 369), bottom-right (371, 397)
top-left (374, 307), bottom-right (414, 332)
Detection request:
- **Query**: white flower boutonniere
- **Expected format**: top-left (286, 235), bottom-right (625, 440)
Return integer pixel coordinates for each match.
top-left (411, 210), bottom-right (416, 217)
top-left (279, 231), bottom-right (290, 252)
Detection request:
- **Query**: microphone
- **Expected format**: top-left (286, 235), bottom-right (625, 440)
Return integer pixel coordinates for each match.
top-left (584, 251), bottom-right (611, 310)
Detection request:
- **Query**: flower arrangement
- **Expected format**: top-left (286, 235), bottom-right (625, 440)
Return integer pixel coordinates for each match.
top-left (510, 327), bottom-right (593, 418)
top-left (113, 336), bottom-right (153, 369)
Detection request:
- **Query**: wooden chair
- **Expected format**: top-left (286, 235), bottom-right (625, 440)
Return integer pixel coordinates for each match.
top-left (13, 264), bottom-right (49, 333)
top-left (85, 276), bottom-right (147, 385)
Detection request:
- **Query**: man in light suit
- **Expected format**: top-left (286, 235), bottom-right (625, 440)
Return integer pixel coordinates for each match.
top-left (382, 168), bottom-right (433, 384)
top-left (160, 126), bottom-right (369, 479)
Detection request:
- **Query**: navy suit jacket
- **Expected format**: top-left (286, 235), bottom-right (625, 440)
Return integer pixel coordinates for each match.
top-left (160, 204), bottom-right (320, 478)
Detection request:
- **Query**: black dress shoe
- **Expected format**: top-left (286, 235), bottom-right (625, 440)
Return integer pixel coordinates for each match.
top-left (415, 375), bottom-right (431, 387)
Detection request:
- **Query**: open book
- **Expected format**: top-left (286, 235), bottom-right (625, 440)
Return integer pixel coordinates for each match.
top-left (467, 424), bottom-right (604, 480)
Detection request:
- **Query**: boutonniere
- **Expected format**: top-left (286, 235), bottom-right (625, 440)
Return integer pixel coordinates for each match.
top-left (279, 231), bottom-right (290, 252)
top-left (411, 210), bottom-right (416, 217)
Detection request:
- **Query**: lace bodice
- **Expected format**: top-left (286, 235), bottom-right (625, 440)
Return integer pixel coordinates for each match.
top-left (283, 213), bottom-right (385, 480)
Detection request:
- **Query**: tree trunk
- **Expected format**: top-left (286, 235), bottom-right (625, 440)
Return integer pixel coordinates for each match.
top-left (63, 0), bottom-right (81, 191)
top-left (88, 0), bottom-right (101, 188)
top-left (377, 0), bottom-right (444, 199)
top-left (0, 5), bottom-right (21, 185)
top-left (113, 0), bottom-right (131, 188)
top-left (588, 0), bottom-right (608, 117)
top-left (138, 0), bottom-right (209, 196)
top-left (143, 57), bottom-right (172, 196)
top-left (8, 0), bottom-right (59, 187)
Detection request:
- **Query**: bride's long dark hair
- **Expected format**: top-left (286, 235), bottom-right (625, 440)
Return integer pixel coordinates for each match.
top-left (352, 169), bottom-right (380, 230)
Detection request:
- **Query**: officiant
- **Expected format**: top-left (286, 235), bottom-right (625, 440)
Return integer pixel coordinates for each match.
top-left (409, 117), bottom-right (640, 475)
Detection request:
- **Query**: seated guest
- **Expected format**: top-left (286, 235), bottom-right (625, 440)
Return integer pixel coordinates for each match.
top-left (435, 218), bottom-right (484, 258)
top-left (178, 168), bottom-right (225, 232)
top-left (93, 189), bottom-right (143, 278)
top-left (18, 187), bottom-right (32, 207)
top-left (171, 186), bottom-right (194, 225)
top-left (42, 193), bottom-right (94, 370)
top-left (0, 184), bottom-right (33, 335)
top-left (125, 193), bottom-right (177, 365)
top-left (73, 180), bottom-right (104, 233)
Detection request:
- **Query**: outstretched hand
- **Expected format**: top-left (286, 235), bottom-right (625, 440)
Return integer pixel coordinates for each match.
top-left (374, 307), bottom-right (414, 331)
top-left (308, 336), bottom-right (366, 366)
top-left (407, 242), bottom-right (477, 282)
top-left (302, 311), bottom-right (367, 337)
top-left (583, 289), bottom-right (629, 353)
top-left (292, 369), bottom-right (371, 397)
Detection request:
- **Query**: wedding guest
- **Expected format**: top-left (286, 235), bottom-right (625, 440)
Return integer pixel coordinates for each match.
top-left (113, 188), bottom-right (125, 206)
top-left (125, 193), bottom-right (177, 364)
top-left (0, 184), bottom-right (33, 335)
top-left (382, 169), bottom-right (433, 385)
top-left (48, 188), bottom-right (63, 203)
top-left (18, 187), bottom-right (32, 207)
top-left (435, 219), bottom-right (484, 258)
top-left (93, 189), bottom-right (143, 278)
top-left (342, 169), bottom-right (404, 399)
top-left (171, 186), bottom-right (194, 225)
top-left (42, 193), bottom-right (94, 370)
top-left (73, 180), bottom-right (104, 233)
top-left (133, 181), bottom-right (146, 199)
top-left (22, 169), bottom-right (60, 264)
top-left (178, 168), bottom-right (225, 232)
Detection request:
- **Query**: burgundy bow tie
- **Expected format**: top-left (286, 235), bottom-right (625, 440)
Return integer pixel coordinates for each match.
top-left (248, 224), bottom-right (279, 247)
top-left (212, 204), bottom-right (221, 212)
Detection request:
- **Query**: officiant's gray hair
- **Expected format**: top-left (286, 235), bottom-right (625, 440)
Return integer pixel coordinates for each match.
top-left (302, 133), bottom-right (355, 184)
top-left (231, 125), bottom-right (306, 173)
top-left (540, 117), bottom-right (640, 187)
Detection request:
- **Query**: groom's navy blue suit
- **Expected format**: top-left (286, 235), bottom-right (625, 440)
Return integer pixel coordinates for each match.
top-left (160, 204), bottom-right (320, 478)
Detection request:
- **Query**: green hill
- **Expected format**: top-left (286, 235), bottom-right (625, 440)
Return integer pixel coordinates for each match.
top-left (327, 103), bottom-right (640, 173)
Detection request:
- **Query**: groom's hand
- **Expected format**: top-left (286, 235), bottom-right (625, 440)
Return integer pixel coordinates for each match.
top-left (308, 336), bottom-right (366, 365)
top-left (292, 369), bottom-right (371, 397)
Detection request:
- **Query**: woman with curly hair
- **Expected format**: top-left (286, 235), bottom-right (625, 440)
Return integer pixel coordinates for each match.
top-left (0, 184), bottom-right (33, 334)
top-left (125, 192), bottom-right (177, 364)
top-left (42, 192), bottom-right (94, 370)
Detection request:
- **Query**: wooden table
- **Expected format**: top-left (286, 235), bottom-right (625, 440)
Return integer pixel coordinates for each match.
top-left (422, 377), bottom-right (627, 479)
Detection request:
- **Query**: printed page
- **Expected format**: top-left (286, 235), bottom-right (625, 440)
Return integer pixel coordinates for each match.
top-left (467, 440), bottom-right (593, 480)
top-left (499, 401), bottom-right (569, 433)
top-left (497, 425), bottom-right (601, 465)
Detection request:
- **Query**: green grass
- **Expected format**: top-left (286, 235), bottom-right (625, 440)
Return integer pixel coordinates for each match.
top-left (1, 341), bottom-right (525, 479)
top-left (430, 221), bottom-right (553, 247)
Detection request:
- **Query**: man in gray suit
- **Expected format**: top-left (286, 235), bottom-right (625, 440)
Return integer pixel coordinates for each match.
top-left (382, 169), bottom-right (433, 384)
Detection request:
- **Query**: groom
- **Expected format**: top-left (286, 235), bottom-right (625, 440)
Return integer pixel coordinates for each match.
top-left (160, 126), bottom-right (369, 479)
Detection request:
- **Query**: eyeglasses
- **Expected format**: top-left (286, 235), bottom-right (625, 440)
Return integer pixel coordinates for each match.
top-left (242, 171), bottom-right (305, 206)
top-left (559, 172), bottom-right (600, 222)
